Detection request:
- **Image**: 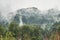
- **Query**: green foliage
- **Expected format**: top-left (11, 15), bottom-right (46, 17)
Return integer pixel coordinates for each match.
top-left (0, 25), bottom-right (6, 35)
top-left (20, 25), bottom-right (43, 40)
top-left (1, 21), bottom-right (60, 40)
top-left (4, 31), bottom-right (16, 40)
top-left (9, 22), bottom-right (21, 37)
top-left (49, 22), bottom-right (60, 40)
top-left (0, 32), bottom-right (16, 40)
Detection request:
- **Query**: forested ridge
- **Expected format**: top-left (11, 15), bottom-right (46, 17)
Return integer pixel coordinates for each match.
top-left (0, 21), bottom-right (60, 40)
top-left (0, 7), bottom-right (60, 40)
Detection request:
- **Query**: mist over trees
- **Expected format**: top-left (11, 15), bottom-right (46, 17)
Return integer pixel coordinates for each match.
top-left (0, 7), bottom-right (60, 40)
top-left (0, 20), bottom-right (60, 40)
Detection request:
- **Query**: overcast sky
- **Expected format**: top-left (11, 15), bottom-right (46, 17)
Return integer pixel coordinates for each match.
top-left (0, 0), bottom-right (60, 17)
top-left (0, 0), bottom-right (60, 11)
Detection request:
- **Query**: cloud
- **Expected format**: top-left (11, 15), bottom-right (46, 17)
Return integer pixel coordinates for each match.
top-left (0, 0), bottom-right (60, 17)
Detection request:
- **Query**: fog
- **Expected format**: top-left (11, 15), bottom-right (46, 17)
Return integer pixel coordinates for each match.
top-left (0, 0), bottom-right (60, 17)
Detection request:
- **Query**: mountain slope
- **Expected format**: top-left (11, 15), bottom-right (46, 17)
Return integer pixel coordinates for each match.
top-left (13, 7), bottom-right (60, 26)
top-left (0, 7), bottom-right (60, 28)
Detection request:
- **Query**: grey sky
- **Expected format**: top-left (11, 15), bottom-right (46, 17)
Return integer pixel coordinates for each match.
top-left (10, 0), bottom-right (60, 11)
top-left (0, 0), bottom-right (60, 17)
top-left (0, 0), bottom-right (60, 11)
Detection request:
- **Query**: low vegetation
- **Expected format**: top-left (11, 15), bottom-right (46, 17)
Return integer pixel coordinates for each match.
top-left (0, 22), bottom-right (60, 40)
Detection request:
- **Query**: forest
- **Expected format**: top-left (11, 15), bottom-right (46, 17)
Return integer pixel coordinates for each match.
top-left (0, 21), bottom-right (60, 40)
top-left (0, 0), bottom-right (60, 40)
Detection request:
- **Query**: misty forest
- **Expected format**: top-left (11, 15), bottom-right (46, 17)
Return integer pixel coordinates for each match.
top-left (0, 7), bottom-right (60, 40)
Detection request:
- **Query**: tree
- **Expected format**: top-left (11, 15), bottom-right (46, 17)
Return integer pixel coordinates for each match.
top-left (4, 31), bottom-right (16, 40)
top-left (21, 25), bottom-right (43, 40)
top-left (0, 25), bottom-right (6, 35)
top-left (8, 22), bottom-right (21, 40)
top-left (50, 22), bottom-right (60, 40)
top-left (31, 26), bottom-right (43, 40)
top-left (21, 25), bottom-right (31, 40)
